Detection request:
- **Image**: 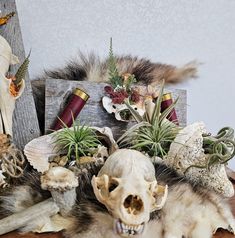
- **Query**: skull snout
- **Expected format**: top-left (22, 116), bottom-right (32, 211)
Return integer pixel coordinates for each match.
top-left (123, 195), bottom-right (144, 215)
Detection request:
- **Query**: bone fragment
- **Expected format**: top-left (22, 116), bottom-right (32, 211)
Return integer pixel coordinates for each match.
top-left (0, 198), bottom-right (59, 235)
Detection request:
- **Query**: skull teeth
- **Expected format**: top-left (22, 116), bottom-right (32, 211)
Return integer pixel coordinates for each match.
top-left (114, 219), bottom-right (144, 236)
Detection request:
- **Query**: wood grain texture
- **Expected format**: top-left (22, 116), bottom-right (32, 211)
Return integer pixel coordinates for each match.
top-left (0, 0), bottom-right (40, 149)
top-left (45, 79), bottom-right (187, 139)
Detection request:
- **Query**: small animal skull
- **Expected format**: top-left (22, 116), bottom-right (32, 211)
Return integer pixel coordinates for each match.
top-left (102, 96), bottom-right (145, 122)
top-left (92, 149), bottom-right (168, 237)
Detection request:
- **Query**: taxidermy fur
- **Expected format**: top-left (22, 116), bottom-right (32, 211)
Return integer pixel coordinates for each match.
top-left (31, 53), bottom-right (198, 132)
top-left (0, 149), bottom-right (234, 238)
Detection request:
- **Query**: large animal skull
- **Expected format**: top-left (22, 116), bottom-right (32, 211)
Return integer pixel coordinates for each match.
top-left (0, 35), bottom-right (24, 136)
top-left (92, 149), bottom-right (168, 237)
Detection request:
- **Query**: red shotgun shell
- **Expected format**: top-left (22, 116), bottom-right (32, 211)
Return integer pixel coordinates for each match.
top-left (161, 93), bottom-right (179, 125)
top-left (51, 88), bottom-right (89, 131)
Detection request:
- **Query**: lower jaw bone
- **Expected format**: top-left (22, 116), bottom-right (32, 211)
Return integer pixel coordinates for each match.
top-left (114, 219), bottom-right (144, 237)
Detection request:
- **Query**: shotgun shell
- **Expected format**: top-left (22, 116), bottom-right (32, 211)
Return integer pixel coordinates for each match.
top-left (51, 88), bottom-right (89, 130)
top-left (161, 93), bottom-right (179, 125)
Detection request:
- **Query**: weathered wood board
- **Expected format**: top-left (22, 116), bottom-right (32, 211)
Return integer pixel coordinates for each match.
top-left (45, 79), bottom-right (187, 139)
top-left (0, 0), bottom-right (40, 149)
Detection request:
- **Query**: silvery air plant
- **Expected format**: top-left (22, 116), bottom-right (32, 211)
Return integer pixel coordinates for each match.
top-left (118, 80), bottom-right (180, 158)
top-left (53, 119), bottom-right (101, 165)
top-left (118, 81), bottom-right (235, 197)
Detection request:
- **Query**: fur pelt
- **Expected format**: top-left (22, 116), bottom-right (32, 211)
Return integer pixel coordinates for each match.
top-left (0, 162), bottom-right (234, 238)
top-left (31, 53), bottom-right (198, 132)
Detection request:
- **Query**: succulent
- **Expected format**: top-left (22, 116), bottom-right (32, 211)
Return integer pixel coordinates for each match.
top-left (118, 81), bottom-right (180, 158)
top-left (53, 120), bottom-right (100, 161)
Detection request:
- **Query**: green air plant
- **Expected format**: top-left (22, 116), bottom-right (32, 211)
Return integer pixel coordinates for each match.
top-left (118, 81), bottom-right (180, 158)
top-left (53, 120), bottom-right (100, 161)
top-left (203, 127), bottom-right (235, 169)
top-left (184, 127), bottom-right (235, 173)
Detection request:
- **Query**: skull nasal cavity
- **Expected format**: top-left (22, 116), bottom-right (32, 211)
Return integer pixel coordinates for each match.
top-left (123, 195), bottom-right (143, 214)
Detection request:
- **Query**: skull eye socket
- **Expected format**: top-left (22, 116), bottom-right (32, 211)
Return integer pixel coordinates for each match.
top-left (119, 109), bottom-right (132, 120)
top-left (108, 180), bottom-right (119, 193)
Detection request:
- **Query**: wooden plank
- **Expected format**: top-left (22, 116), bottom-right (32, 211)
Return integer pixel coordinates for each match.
top-left (45, 79), bottom-right (187, 139)
top-left (0, 0), bottom-right (40, 149)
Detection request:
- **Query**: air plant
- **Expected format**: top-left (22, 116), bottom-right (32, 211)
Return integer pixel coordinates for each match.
top-left (53, 120), bottom-right (100, 161)
top-left (184, 127), bottom-right (235, 173)
top-left (118, 80), bottom-right (180, 158)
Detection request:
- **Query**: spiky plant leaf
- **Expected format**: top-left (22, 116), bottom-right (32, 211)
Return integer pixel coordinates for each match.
top-left (118, 81), bottom-right (181, 158)
top-left (124, 100), bottom-right (143, 123)
top-left (151, 80), bottom-right (165, 125)
top-left (53, 119), bottom-right (100, 161)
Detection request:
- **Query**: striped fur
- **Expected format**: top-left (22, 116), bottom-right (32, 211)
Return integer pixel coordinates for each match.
top-left (32, 53), bottom-right (198, 132)
top-left (0, 162), bottom-right (234, 238)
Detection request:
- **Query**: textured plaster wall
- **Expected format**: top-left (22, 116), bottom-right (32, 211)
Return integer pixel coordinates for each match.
top-left (15, 0), bottom-right (235, 169)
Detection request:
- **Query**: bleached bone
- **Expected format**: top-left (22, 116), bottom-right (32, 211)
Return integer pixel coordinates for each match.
top-left (0, 35), bottom-right (24, 136)
top-left (0, 198), bottom-right (59, 235)
top-left (0, 166), bottom-right (79, 235)
top-left (0, 167), bottom-right (78, 235)
top-left (92, 149), bottom-right (169, 230)
top-left (0, 73), bottom-right (25, 135)
top-left (102, 96), bottom-right (145, 122)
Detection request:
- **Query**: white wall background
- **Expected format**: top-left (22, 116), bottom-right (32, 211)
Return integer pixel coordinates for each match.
top-left (15, 0), bottom-right (235, 168)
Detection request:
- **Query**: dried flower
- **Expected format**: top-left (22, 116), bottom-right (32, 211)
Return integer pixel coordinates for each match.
top-left (130, 89), bottom-right (140, 103)
top-left (104, 85), bottom-right (128, 104)
top-left (111, 89), bottom-right (128, 104)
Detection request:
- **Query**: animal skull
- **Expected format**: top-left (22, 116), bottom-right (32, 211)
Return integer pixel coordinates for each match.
top-left (102, 96), bottom-right (145, 121)
top-left (92, 149), bottom-right (168, 237)
top-left (0, 35), bottom-right (24, 136)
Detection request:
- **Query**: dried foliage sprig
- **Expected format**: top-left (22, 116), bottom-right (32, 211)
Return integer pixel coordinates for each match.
top-left (108, 38), bottom-right (122, 88)
top-left (14, 51), bottom-right (31, 86)
top-left (106, 38), bottom-right (139, 105)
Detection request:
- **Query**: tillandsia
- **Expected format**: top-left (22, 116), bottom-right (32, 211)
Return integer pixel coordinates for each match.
top-left (184, 127), bottom-right (235, 173)
top-left (53, 119), bottom-right (100, 162)
top-left (118, 80), bottom-right (180, 158)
